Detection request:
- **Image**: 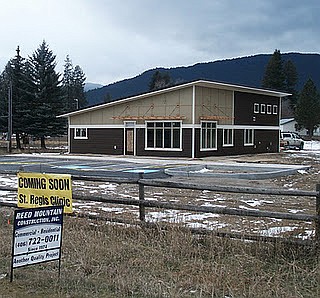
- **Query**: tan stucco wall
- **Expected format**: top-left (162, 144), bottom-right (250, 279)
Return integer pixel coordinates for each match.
top-left (70, 87), bottom-right (194, 125)
top-left (69, 85), bottom-right (234, 126)
top-left (195, 86), bottom-right (234, 125)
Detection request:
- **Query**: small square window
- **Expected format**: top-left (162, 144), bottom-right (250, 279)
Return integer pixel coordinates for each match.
top-left (260, 104), bottom-right (266, 114)
top-left (267, 104), bottom-right (272, 114)
top-left (254, 103), bottom-right (259, 113)
top-left (74, 128), bottom-right (87, 139)
top-left (273, 105), bottom-right (278, 115)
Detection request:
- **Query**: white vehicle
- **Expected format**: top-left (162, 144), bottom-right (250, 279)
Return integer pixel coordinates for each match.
top-left (280, 132), bottom-right (304, 150)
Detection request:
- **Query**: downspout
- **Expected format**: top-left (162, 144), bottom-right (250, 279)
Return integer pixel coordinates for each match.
top-left (192, 85), bottom-right (196, 159)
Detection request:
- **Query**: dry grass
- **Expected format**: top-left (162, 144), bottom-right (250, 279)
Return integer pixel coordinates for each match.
top-left (0, 208), bottom-right (319, 298)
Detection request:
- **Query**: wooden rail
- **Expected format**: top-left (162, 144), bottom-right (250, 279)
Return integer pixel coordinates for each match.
top-left (1, 176), bottom-right (320, 244)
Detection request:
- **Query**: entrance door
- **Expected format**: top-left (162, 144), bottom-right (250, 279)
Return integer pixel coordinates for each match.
top-left (125, 129), bottom-right (134, 155)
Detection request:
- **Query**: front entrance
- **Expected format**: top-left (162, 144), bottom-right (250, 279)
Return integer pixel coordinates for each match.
top-left (125, 129), bottom-right (134, 155)
top-left (124, 121), bottom-right (136, 155)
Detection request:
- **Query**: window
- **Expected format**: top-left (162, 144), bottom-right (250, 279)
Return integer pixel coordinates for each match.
top-left (273, 105), bottom-right (278, 114)
top-left (201, 121), bottom-right (217, 150)
top-left (146, 121), bottom-right (181, 150)
top-left (223, 129), bottom-right (233, 147)
top-left (267, 104), bottom-right (272, 114)
top-left (254, 103), bottom-right (259, 113)
top-left (260, 104), bottom-right (266, 114)
top-left (244, 129), bottom-right (254, 146)
top-left (74, 128), bottom-right (87, 139)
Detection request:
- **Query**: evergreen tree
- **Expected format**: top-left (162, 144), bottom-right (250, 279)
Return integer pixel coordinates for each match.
top-left (295, 79), bottom-right (320, 137)
top-left (62, 55), bottom-right (74, 111)
top-left (262, 49), bottom-right (285, 91)
top-left (283, 59), bottom-right (298, 109)
top-left (149, 70), bottom-right (172, 91)
top-left (72, 65), bottom-right (86, 108)
top-left (0, 47), bottom-right (34, 149)
top-left (0, 69), bottom-right (9, 132)
top-left (62, 55), bottom-right (86, 111)
top-left (28, 41), bottom-right (66, 148)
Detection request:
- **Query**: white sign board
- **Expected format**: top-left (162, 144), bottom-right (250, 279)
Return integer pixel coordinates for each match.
top-left (12, 206), bottom-right (63, 269)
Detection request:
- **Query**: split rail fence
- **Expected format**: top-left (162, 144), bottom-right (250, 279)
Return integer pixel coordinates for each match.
top-left (1, 174), bottom-right (320, 245)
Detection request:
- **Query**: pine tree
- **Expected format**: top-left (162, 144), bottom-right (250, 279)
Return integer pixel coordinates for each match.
top-left (62, 55), bottom-right (74, 111)
top-left (283, 59), bottom-right (298, 109)
top-left (72, 65), bottom-right (86, 108)
top-left (0, 47), bottom-right (34, 149)
top-left (295, 79), bottom-right (320, 137)
top-left (28, 41), bottom-right (66, 148)
top-left (262, 49), bottom-right (285, 91)
top-left (62, 55), bottom-right (86, 111)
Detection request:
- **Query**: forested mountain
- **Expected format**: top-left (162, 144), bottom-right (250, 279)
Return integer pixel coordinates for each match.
top-left (86, 53), bottom-right (320, 106)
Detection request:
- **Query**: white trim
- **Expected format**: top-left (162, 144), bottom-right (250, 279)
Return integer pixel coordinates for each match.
top-left (267, 104), bottom-right (272, 114)
top-left (70, 123), bottom-right (280, 131)
top-left (192, 85), bottom-right (196, 159)
top-left (144, 148), bottom-right (183, 152)
top-left (244, 129), bottom-right (254, 146)
top-left (67, 117), bottom-right (70, 153)
top-left (74, 128), bottom-right (88, 139)
top-left (144, 120), bottom-right (182, 151)
top-left (124, 121), bottom-right (136, 156)
top-left (222, 128), bottom-right (234, 147)
top-left (70, 124), bottom-right (123, 129)
top-left (218, 125), bottom-right (279, 130)
top-left (200, 121), bottom-right (218, 151)
top-left (254, 103), bottom-right (260, 113)
top-left (232, 91), bottom-right (235, 125)
top-left (260, 104), bottom-right (266, 114)
top-left (273, 105), bottom-right (278, 115)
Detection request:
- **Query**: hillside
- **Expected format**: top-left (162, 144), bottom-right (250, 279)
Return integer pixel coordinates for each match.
top-left (85, 53), bottom-right (320, 106)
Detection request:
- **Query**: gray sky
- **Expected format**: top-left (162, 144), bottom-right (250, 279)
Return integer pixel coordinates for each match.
top-left (0, 0), bottom-right (319, 85)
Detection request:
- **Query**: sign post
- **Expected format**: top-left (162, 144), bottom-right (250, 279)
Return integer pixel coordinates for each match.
top-left (10, 205), bottom-right (64, 282)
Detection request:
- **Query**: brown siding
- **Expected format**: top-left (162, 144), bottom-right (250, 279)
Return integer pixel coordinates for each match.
top-left (195, 128), bottom-right (279, 157)
top-left (136, 128), bottom-right (192, 158)
top-left (234, 91), bottom-right (280, 126)
top-left (70, 128), bottom-right (124, 154)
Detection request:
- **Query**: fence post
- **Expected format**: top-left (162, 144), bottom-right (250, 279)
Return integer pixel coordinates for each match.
top-left (315, 184), bottom-right (320, 246)
top-left (138, 173), bottom-right (145, 221)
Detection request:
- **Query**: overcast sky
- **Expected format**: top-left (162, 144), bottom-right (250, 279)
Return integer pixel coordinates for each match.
top-left (0, 0), bottom-right (319, 85)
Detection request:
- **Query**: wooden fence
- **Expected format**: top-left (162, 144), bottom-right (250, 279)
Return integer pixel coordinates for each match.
top-left (1, 174), bottom-right (320, 245)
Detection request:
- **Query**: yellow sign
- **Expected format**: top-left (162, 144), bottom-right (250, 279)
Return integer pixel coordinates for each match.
top-left (17, 172), bottom-right (73, 213)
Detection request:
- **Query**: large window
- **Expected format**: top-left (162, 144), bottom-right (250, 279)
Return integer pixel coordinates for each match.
top-left (146, 121), bottom-right (181, 150)
top-left (244, 129), bottom-right (254, 146)
top-left (74, 128), bottom-right (87, 139)
top-left (201, 121), bottom-right (217, 150)
top-left (223, 129), bottom-right (233, 147)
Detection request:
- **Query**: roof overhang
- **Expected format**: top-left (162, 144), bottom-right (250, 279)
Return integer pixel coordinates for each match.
top-left (58, 80), bottom-right (291, 118)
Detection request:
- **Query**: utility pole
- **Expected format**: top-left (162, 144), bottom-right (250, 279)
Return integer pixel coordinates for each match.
top-left (7, 81), bottom-right (12, 153)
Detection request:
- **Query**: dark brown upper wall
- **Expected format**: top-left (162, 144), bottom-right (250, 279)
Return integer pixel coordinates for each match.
top-left (234, 91), bottom-right (280, 126)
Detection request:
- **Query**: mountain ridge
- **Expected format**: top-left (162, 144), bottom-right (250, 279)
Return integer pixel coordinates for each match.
top-left (85, 53), bottom-right (320, 106)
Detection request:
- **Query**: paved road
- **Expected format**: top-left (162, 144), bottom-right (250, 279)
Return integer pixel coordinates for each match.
top-left (0, 154), bottom-right (172, 179)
